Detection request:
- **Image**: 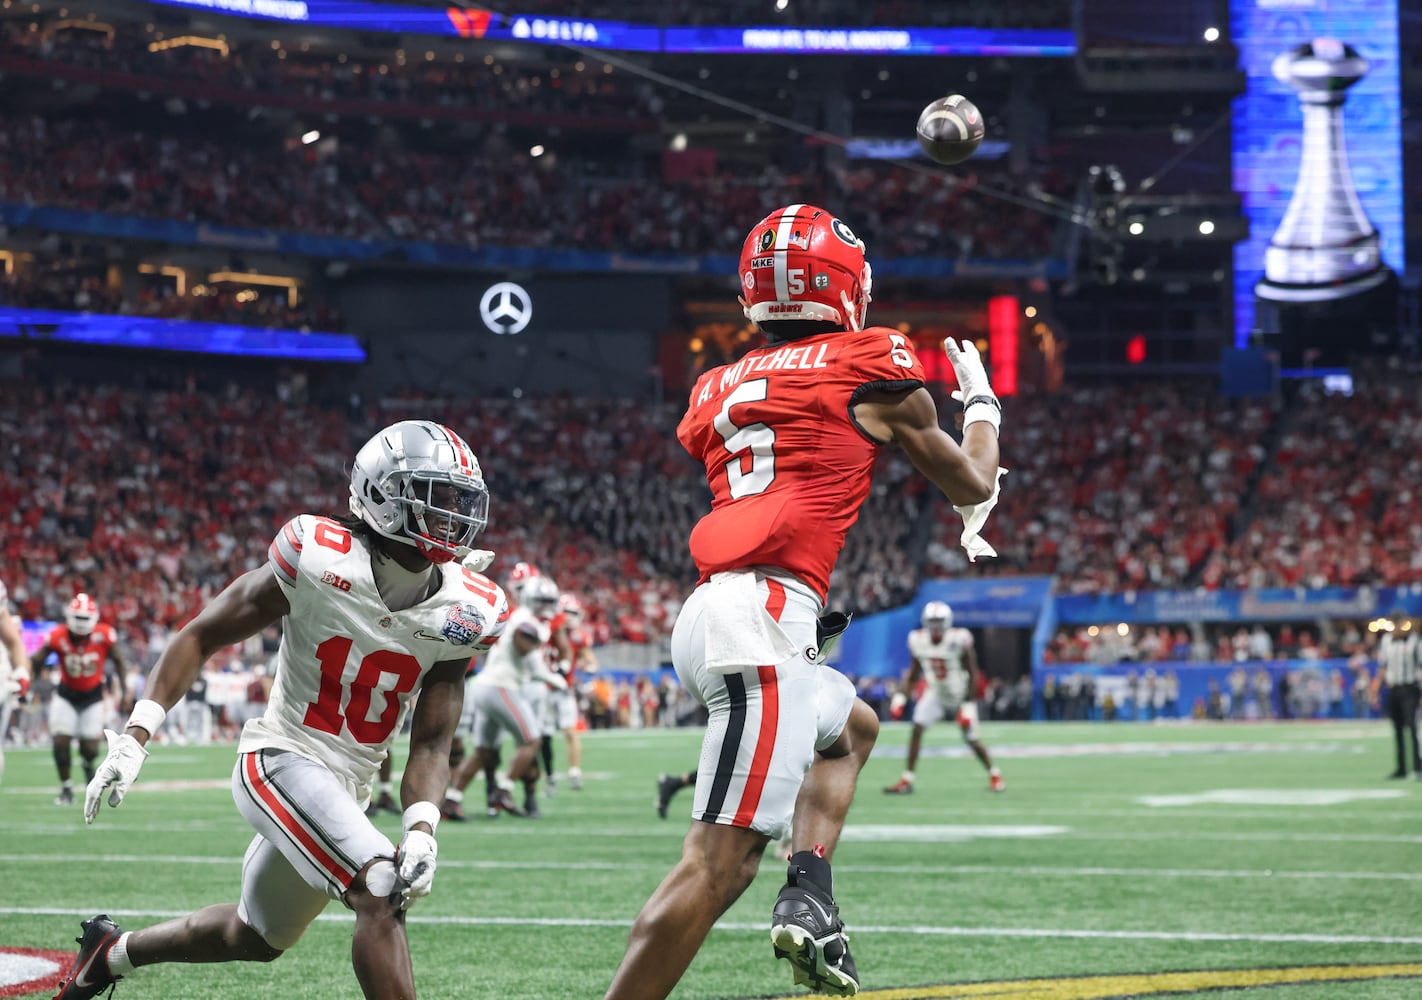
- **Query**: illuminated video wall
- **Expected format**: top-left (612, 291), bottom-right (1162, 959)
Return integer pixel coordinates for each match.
top-left (1230, 0), bottom-right (1402, 345)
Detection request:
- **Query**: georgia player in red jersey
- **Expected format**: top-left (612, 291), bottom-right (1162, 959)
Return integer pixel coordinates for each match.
top-left (606, 204), bottom-right (1004, 1000)
top-left (30, 594), bottom-right (129, 806)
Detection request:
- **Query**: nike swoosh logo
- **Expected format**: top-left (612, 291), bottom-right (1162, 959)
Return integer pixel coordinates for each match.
top-left (72, 945), bottom-right (104, 988)
top-left (413, 630), bottom-right (445, 642)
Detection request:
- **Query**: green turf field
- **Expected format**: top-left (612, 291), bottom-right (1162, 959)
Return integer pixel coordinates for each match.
top-left (2, 720), bottom-right (1419, 999)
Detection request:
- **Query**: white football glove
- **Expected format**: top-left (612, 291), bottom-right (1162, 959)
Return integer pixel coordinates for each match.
top-left (395, 829), bottom-right (438, 908)
top-left (943, 337), bottom-right (1001, 432)
top-left (890, 692), bottom-right (908, 716)
top-left (84, 729), bottom-right (149, 824)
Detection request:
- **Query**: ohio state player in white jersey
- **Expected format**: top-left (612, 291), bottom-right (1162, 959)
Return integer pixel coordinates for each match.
top-left (444, 576), bottom-right (565, 820)
top-left (884, 601), bottom-right (1002, 794)
top-left (55, 421), bottom-right (506, 1000)
top-left (0, 579), bottom-right (31, 785)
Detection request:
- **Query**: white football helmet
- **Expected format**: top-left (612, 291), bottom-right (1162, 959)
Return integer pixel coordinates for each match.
top-left (524, 577), bottom-right (561, 620)
top-left (348, 421), bottom-right (489, 564)
top-left (558, 593), bottom-right (585, 624)
top-left (921, 601), bottom-right (952, 632)
top-left (66, 593), bottom-right (100, 636)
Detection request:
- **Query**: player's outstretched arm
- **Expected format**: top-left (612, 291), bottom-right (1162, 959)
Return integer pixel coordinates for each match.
top-left (401, 658), bottom-right (467, 812)
top-left (84, 566), bottom-right (289, 823)
top-left (853, 386), bottom-right (999, 505)
top-left (28, 640), bottom-right (53, 677)
top-left (139, 566), bottom-right (290, 732)
top-left (394, 657), bottom-right (466, 907)
top-left (0, 607), bottom-right (26, 684)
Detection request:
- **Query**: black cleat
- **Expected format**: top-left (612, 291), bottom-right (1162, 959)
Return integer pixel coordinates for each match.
top-left (52, 914), bottom-right (122, 999)
top-left (440, 797), bottom-right (467, 822)
top-left (374, 790), bottom-right (399, 814)
top-left (771, 876), bottom-right (859, 996)
top-left (655, 773), bottom-right (681, 820)
top-left (1386, 770), bottom-right (1408, 780)
top-left (55, 787), bottom-right (75, 807)
top-left (488, 788), bottom-right (524, 818)
top-left (523, 796), bottom-right (541, 819)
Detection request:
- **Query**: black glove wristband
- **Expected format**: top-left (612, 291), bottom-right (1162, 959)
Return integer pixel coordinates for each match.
top-left (963, 394), bottom-right (1001, 412)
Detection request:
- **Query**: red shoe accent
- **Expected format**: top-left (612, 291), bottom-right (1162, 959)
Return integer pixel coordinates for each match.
top-left (989, 773), bottom-right (1005, 793)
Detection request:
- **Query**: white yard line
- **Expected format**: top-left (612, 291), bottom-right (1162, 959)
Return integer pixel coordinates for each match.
top-left (4, 906), bottom-right (1420, 946)
top-left (3, 853), bottom-right (1419, 884)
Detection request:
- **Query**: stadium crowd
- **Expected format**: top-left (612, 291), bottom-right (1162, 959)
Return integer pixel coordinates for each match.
top-left (924, 381), bottom-right (1274, 591)
top-left (0, 108), bottom-right (1061, 261)
top-left (1, 22), bottom-right (657, 123)
top-left (1202, 369), bottom-right (1422, 589)
top-left (0, 267), bottom-right (342, 331)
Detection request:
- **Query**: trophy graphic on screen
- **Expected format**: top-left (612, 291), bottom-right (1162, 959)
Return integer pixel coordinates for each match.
top-left (1255, 38), bottom-right (1393, 303)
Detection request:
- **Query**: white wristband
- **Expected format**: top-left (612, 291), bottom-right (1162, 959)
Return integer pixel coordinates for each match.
top-left (126, 699), bottom-right (167, 737)
top-left (962, 400), bottom-right (1002, 433)
top-left (402, 800), bottom-right (441, 835)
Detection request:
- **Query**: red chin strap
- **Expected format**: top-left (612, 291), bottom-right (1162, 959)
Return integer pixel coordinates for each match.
top-left (414, 538), bottom-right (457, 564)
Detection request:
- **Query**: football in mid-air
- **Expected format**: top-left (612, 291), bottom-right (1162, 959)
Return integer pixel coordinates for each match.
top-left (915, 94), bottom-right (985, 165)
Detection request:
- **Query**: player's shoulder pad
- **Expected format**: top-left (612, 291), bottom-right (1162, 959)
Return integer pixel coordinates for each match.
top-left (430, 569), bottom-right (508, 655)
top-left (268, 514), bottom-right (315, 590)
top-left (844, 326), bottom-right (927, 384)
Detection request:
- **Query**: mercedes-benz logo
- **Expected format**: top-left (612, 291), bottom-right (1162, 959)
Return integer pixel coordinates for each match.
top-left (479, 281), bottom-right (532, 335)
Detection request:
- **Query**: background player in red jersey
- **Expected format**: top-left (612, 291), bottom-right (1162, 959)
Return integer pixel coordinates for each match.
top-left (547, 592), bottom-right (595, 790)
top-left (30, 593), bottom-right (129, 806)
top-left (605, 204), bottom-right (1004, 999)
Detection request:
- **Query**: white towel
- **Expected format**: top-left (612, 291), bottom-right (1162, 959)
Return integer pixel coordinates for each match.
top-left (702, 570), bottom-right (801, 675)
top-left (953, 467), bottom-right (1007, 562)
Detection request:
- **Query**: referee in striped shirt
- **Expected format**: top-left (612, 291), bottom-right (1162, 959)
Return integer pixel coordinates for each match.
top-left (1380, 610), bottom-right (1421, 779)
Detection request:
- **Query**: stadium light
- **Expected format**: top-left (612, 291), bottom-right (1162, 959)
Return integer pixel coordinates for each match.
top-left (301, 130), bottom-right (320, 145)
top-left (775, 0), bottom-right (789, 10)
top-left (1128, 221), bottom-right (1144, 235)
top-left (670, 133), bottom-right (688, 152)
top-left (1203, 26), bottom-right (1220, 42)
top-left (1199, 220), bottom-right (1216, 235)
top-left (530, 144), bottom-right (546, 157)
top-left (1116, 623), bottom-right (1130, 637)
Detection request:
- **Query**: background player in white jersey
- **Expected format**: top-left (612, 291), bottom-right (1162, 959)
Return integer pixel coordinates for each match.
top-left (885, 601), bottom-right (1002, 794)
top-left (0, 578), bottom-right (32, 784)
top-left (53, 420), bottom-right (507, 1000)
top-left (444, 573), bottom-right (566, 820)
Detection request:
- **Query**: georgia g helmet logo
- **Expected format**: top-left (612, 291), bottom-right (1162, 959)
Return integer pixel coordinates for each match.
top-left (479, 281), bottom-right (533, 335)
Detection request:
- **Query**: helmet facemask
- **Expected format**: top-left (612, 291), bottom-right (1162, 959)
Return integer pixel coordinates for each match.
top-left (66, 596), bottom-right (99, 636)
top-left (402, 475), bottom-right (489, 564)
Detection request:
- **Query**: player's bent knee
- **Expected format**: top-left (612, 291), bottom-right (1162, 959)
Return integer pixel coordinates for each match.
top-left (231, 918), bottom-right (285, 961)
top-left (347, 859), bottom-right (403, 920)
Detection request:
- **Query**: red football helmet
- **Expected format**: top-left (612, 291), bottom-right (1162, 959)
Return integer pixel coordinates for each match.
top-left (66, 593), bottom-right (99, 636)
top-left (738, 204), bottom-right (873, 332)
